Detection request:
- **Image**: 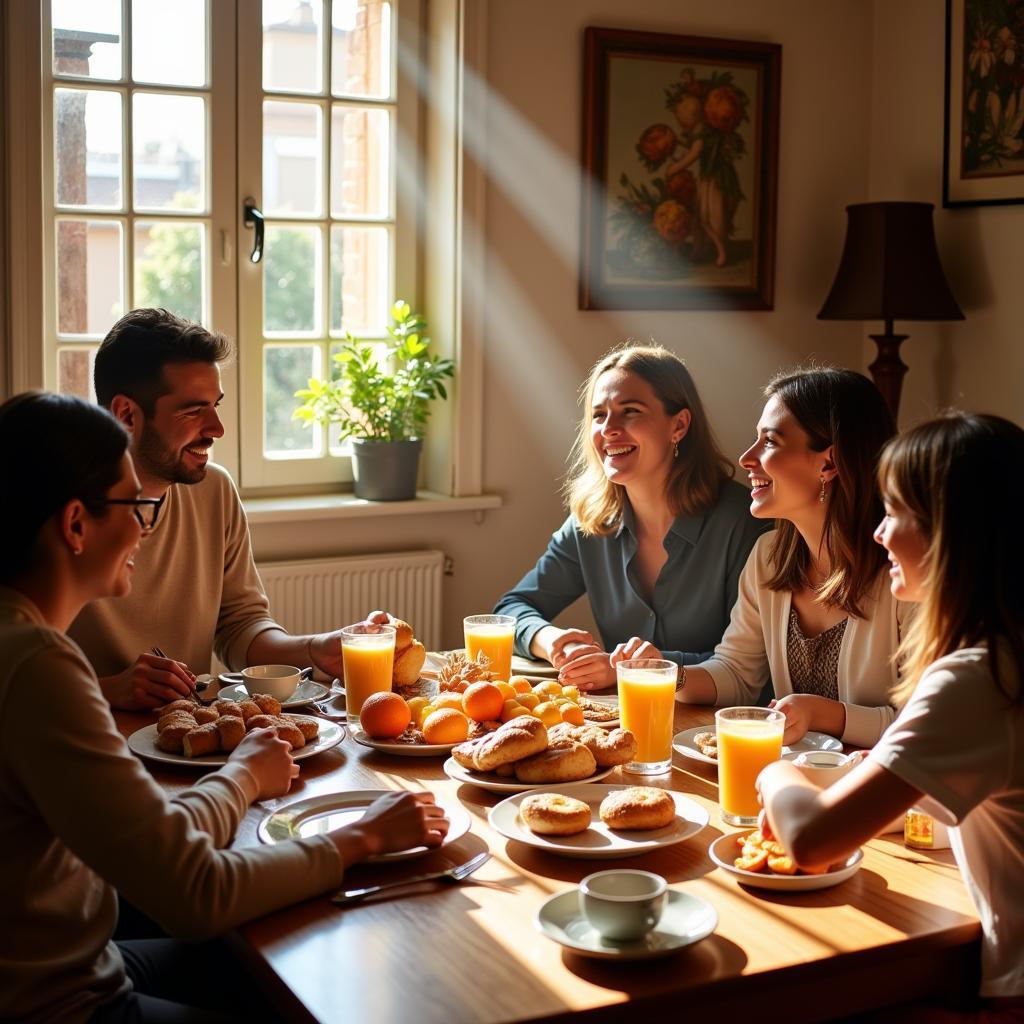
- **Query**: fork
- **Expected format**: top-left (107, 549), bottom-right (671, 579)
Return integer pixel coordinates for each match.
top-left (332, 850), bottom-right (491, 904)
top-left (151, 646), bottom-right (207, 701)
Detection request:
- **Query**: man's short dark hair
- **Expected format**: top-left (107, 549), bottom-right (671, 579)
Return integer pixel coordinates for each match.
top-left (94, 308), bottom-right (233, 412)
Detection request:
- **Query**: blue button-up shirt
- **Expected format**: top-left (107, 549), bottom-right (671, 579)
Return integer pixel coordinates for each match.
top-left (494, 479), bottom-right (768, 666)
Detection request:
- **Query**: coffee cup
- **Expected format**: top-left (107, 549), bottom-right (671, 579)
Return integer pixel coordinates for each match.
top-left (791, 749), bottom-right (864, 789)
top-left (578, 870), bottom-right (667, 941)
top-left (240, 664), bottom-right (302, 702)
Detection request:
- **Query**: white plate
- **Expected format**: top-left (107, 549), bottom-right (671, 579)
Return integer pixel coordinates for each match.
top-left (127, 718), bottom-right (344, 768)
top-left (216, 677), bottom-right (331, 709)
top-left (672, 727), bottom-right (844, 767)
top-left (580, 694), bottom-right (620, 729)
top-left (707, 831), bottom-right (864, 891)
top-left (257, 790), bottom-right (471, 861)
top-left (536, 888), bottom-right (717, 960)
top-left (351, 729), bottom-right (460, 758)
top-left (489, 784), bottom-right (709, 859)
top-left (442, 757), bottom-right (616, 794)
top-left (425, 651), bottom-right (560, 679)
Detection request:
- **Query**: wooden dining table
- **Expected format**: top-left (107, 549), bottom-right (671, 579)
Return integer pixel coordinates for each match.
top-left (115, 696), bottom-right (982, 1024)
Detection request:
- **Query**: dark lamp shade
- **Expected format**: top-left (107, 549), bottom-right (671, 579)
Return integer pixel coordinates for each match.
top-left (817, 202), bottom-right (964, 323)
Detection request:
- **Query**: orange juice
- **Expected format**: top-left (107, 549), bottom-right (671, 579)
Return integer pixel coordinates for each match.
top-left (342, 641), bottom-right (394, 716)
top-left (464, 618), bottom-right (514, 681)
top-left (618, 670), bottom-right (676, 765)
top-left (716, 715), bottom-right (784, 822)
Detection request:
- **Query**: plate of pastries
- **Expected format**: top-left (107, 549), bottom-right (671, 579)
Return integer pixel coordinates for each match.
top-left (128, 694), bottom-right (344, 766)
top-left (442, 715), bottom-right (637, 793)
top-left (672, 726), bottom-right (843, 766)
top-left (707, 830), bottom-right (864, 890)
top-left (489, 783), bottom-right (709, 858)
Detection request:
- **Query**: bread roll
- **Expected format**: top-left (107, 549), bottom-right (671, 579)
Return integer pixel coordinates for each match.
top-left (212, 699), bottom-right (243, 718)
top-left (269, 716), bottom-right (305, 750)
top-left (182, 722), bottom-right (220, 757)
top-left (286, 714), bottom-right (320, 741)
top-left (158, 699), bottom-right (198, 719)
top-left (156, 711), bottom-right (197, 734)
top-left (156, 718), bottom-right (195, 752)
top-left (215, 715), bottom-right (245, 751)
top-left (520, 793), bottom-right (591, 836)
top-left (237, 699), bottom-right (263, 722)
top-left (252, 694), bottom-right (282, 716)
top-left (599, 787), bottom-right (675, 830)
top-left (514, 742), bottom-right (596, 784)
top-left (387, 616), bottom-right (415, 651)
top-left (245, 714), bottom-right (278, 732)
top-left (392, 640), bottom-right (426, 688)
top-left (473, 716), bottom-right (547, 772)
top-left (193, 706), bottom-right (219, 725)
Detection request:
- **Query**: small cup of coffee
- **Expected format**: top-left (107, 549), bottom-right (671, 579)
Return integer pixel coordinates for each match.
top-left (240, 664), bottom-right (302, 702)
top-left (579, 869), bottom-right (667, 941)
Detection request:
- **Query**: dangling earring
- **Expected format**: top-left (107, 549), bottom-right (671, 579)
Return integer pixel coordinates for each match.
top-left (819, 477), bottom-right (826, 503)
top-left (673, 441), bottom-right (679, 459)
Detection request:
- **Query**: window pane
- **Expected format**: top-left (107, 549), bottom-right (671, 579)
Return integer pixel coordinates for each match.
top-left (133, 93), bottom-right (206, 211)
top-left (52, 0), bottom-right (121, 80)
top-left (55, 88), bottom-right (122, 208)
top-left (264, 345), bottom-right (319, 456)
top-left (134, 221), bottom-right (206, 322)
top-left (332, 0), bottom-right (391, 99)
top-left (132, 0), bottom-right (207, 87)
top-left (263, 0), bottom-right (323, 94)
top-left (330, 105), bottom-right (389, 217)
top-left (264, 224), bottom-right (320, 333)
top-left (58, 348), bottom-right (96, 400)
top-left (57, 219), bottom-right (124, 336)
top-left (329, 225), bottom-right (388, 334)
top-left (263, 101), bottom-right (323, 216)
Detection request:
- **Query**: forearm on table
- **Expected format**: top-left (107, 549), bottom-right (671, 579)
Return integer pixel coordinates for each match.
top-left (676, 665), bottom-right (718, 704)
top-left (246, 628), bottom-right (310, 669)
top-left (529, 625), bottom-right (561, 662)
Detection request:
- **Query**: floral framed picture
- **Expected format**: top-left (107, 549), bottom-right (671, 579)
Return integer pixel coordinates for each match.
top-left (944, 0), bottom-right (1024, 206)
top-left (579, 27), bottom-right (781, 311)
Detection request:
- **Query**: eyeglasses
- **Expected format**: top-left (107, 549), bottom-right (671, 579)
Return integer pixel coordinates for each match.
top-left (97, 497), bottom-right (164, 530)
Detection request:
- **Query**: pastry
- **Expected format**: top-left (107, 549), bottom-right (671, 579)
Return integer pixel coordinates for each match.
top-left (158, 699), bottom-right (198, 719)
top-left (599, 787), bottom-right (676, 830)
top-left (252, 694), bottom-right (283, 716)
top-left (472, 716), bottom-right (547, 772)
top-left (548, 723), bottom-right (637, 767)
top-left (578, 696), bottom-right (619, 723)
top-left (155, 716), bottom-right (196, 752)
top-left (386, 615), bottom-right (415, 651)
top-left (452, 740), bottom-right (481, 770)
top-left (245, 714), bottom-right (279, 731)
top-left (268, 716), bottom-right (305, 750)
top-left (193, 706), bottom-right (219, 725)
top-left (236, 699), bottom-right (263, 722)
top-left (212, 699), bottom-right (244, 719)
top-left (693, 731), bottom-right (718, 759)
top-left (519, 793), bottom-right (592, 836)
top-left (287, 714), bottom-right (320, 741)
top-left (182, 722), bottom-right (220, 757)
top-left (214, 714), bottom-right (245, 751)
top-left (156, 711), bottom-right (197, 734)
top-left (514, 741), bottom-right (596, 783)
top-left (393, 640), bottom-right (426, 689)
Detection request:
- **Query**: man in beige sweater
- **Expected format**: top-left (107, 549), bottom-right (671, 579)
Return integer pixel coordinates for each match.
top-left (69, 308), bottom-right (352, 710)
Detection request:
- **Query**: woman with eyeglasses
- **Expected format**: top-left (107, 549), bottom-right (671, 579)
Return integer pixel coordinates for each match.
top-left (0, 392), bottom-right (450, 1023)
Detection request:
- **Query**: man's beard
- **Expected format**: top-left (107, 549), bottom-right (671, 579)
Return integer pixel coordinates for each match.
top-left (135, 421), bottom-right (209, 486)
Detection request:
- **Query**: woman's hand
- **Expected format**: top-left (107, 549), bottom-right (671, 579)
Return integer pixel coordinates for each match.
top-left (769, 694), bottom-right (845, 746)
top-left (556, 646), bottom-right (615, 691)
top-left (540, 627), bottom-right (595, 668)
top-left (98, 653), bottom-right (197, 710)
top-left (229, 728), bottom-right (299, 800)
top-left (339, 792), bottom-right (450, 862)
top-left (609, 637), bottom-right (664, 666)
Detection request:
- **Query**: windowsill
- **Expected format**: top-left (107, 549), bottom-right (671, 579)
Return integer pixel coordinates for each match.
top-left (243, 490), bottom-right (503, 525)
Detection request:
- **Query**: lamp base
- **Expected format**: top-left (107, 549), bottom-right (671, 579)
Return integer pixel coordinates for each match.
top-left (868, 332), bottom-right (908, 420)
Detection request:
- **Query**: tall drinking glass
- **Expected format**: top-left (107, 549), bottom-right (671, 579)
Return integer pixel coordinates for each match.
top-left (616, 659), bottom-right (677, 775)
top-left (715, 706), bottom-right (785, 826)
top-left (341, 623), bottom-right (396, 726)
top-left (463, 614), bottom-right (515, 682)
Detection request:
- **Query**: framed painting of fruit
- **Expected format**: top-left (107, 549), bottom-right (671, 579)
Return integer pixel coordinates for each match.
top-left (579, 27), bottom-right (781, 310)
top-left (944, 0), bottom-right (1024, 206)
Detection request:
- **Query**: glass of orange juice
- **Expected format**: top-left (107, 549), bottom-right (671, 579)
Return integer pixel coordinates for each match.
top-left (715, 707), bottom-right (785, 826)
top-left (341, 623), bottom-right (396, 725)
top-left (463, 614), bottom-right (515, 682)
top-left (616, 659), bottom-right (677, 775)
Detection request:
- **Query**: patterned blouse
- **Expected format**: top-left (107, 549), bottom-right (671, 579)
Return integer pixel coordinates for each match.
top-left (786, 607), bottom-right (849, 701)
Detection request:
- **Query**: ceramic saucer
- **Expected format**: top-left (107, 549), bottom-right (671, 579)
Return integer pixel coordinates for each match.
top-left (535, 888), bottom-right (717, 960)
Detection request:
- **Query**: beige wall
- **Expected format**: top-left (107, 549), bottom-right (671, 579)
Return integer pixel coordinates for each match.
top-left (251, 0), bottom-right (878, 649)
top-left (867, 0), bottom-right (1024, 429)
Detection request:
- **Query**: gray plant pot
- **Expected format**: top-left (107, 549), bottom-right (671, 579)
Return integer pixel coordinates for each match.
top-left (351, 438), bottom-right (422, 501)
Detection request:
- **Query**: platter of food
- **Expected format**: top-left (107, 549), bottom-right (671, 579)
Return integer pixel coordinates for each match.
top-left (443, 758), bottom-right (616, 794)
top-left (672, 727), bottom-right (843, 767)
top-left (578, 694), bottom-right (619, 729)
top-left (128, 717), bottom-right (344, 768)
top-left (707, 830), bottom-right (863, 891)
top-left (351, 729), bottom-right (461, 758)
top-left (536, 888), bottom-right (717, 960)
top-left (489, 784), bottom-right (709, 858)
top-left (258, 790), bottom-right (471, 861)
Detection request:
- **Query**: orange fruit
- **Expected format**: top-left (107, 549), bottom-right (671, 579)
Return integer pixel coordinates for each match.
top-left (496, 681), bottom-right (516, 700)
top-left (534, 680), bottom-right (562, 697)
top-left (359, 692), bottom-right (411, 739)
top-left (534, 701), bottom-right (562, 727)
top-left (500, 698), bottom-right (524, 723)
top-left (407, 696), bottom-right (429, 726)
top-left (517, 691), bottom-right (540, 710)
top-left (560, 702), bottom-right (585, 726)
top-left (462, 681), bottom-right (505, 722)
top-left (510, 676), bottom-right (532, 695)
top-left (560, 684), bottom-right (580, 702)
top-left (433, 692), bottom-right (465, 712)
top-left (422, 708), bottom-right (471, 744)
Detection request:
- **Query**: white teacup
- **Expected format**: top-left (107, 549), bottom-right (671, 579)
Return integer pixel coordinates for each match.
top-left (240, 664), bottom-right (302, 702)
top-left (791, 749), bottom-right (865, 789)
top-left (579, 870), bottom-right (667, 941)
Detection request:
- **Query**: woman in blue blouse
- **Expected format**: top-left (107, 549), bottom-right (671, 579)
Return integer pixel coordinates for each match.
top-left (494, 344), bottom-right (766, 691)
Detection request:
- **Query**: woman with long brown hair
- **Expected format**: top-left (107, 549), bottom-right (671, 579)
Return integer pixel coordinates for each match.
top-left (757, 412), bottom-right (1024, 1019)
top-left (495, 343), bottom-right (766, 691)
top-left (614, 366), bottom-right (903, 747)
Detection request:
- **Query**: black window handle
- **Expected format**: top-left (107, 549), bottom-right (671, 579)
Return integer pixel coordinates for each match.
top-left (243, 197), bottom-right (264, 264)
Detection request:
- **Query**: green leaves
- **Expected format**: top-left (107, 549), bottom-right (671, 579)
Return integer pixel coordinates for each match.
top-left (292, 301), bottom-right (455, 442)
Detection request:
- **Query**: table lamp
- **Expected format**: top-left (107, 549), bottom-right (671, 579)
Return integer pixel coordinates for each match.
top-left (817, 202), bottom-right (964, 418)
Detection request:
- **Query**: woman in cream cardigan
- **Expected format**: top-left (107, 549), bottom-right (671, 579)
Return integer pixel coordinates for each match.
top-left (613, 367), bottom-right (905, 748)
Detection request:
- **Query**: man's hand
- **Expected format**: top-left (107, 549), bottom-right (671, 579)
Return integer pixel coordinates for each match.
top-left (309, 610), bottom-right (393, 681)
top-left (228, 728), bottom-right (299, 800)
top-left (555, 645), bottom-right (615, 690)
top-left (99, 653), bottom-right (196, 710)
top-left (609, 637), bottom-right (664, 666)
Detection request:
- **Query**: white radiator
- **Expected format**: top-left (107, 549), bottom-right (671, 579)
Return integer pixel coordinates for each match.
top-left (256, 550), bottom-right (444, 651)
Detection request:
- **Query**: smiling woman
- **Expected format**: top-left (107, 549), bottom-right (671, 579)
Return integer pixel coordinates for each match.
top-left (493, 343), bottom-right (767, 691)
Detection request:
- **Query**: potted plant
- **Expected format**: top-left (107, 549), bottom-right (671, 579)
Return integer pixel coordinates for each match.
top-left (293, 301), bottom-right (455, 500)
